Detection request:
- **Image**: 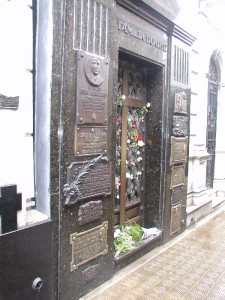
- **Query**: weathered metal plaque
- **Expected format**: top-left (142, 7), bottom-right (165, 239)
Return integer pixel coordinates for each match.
top-left (173, 116), bottom-right (188, 137)
top-left (171, 186), bottom-right (184, 205)
top-left (78, 200), bottom-right (103, 225)
top-left (0, 94), bottom-right (19, 110)
top-left (76, 51), bottom-right (109, 125)
top-left (75, 126), bottom-right (107, 156)
top-left (170, 164), bottom-right (185, 189)
top-left (171, 137), bottom-right (188, 165)
top-left (170, 204), bottom-right (181, 236)
top-left (70, 221), bottom-right (108, 271)
top-left (174, 91), bottom-right (187, 114)
top-left (82, 264), bottom-right (100, 285)
top-left (63, 155), bottom-right (111, 205)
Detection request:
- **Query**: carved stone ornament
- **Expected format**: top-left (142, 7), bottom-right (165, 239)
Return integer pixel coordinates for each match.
top-left (173, 116), bottom-right (188, 137)
top-left (63, 155), bottom-right (111, 205)
top-left (170, 203), bottom-right (181, 236)
top-left (70, 221), bottom-right (108, 271)
top-left (76, 51), bottom-right (109, 125)
top-left (174, 91), bottom-right (187, 114)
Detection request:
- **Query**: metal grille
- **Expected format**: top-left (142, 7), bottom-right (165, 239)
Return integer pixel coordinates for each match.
top-left (115, 62), bottom-right (146, 225)
top-left (206, 60), bottom-right (218, 189)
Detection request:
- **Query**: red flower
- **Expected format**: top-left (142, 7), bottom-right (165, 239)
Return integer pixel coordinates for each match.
top-left (137, 133), bottom-right (142, 141)
top-left (116, 117), bottom-right (120, 122)
top-left (132, 124), bottom-right (137, 129)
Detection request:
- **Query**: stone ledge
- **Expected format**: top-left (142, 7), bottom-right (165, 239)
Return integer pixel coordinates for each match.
top-left (212, 197), bottom-right (225, 209)
top-left (114, 233), bottom-right (162, 271)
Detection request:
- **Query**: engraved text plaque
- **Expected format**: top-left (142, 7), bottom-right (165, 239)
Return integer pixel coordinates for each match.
top-left (77, 51), bottom-right (109, 125)
top-left (173, 116), bottom-right (188, 137)
top-left (75, 126), bottom-right (107, 156)
top-left (63, 155), bottom-right (111, 205)
top-left (0, 94), bottom-right (19, 110)
top-left (170, 165), bottom-right (185, 189)
top-left (78, 200), bottom-right (103, 225)
top-left (171, 186), bottom-right (184, 205)
top-left (82, 264), bottom-right (100, 285)
top-left (171, 137), bottom-right (188, 165)
top-left (70, 221), bottom-right (108, 271)
top-left (170, 204), bottom-right (181, 236)
top-left (174, 91), bottom-right (187, 114)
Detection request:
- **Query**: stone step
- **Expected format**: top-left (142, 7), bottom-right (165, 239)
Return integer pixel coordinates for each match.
top-left (212, 196), bottom-right (225, 209)
top-left (186, 196), bottom-right (225, 228)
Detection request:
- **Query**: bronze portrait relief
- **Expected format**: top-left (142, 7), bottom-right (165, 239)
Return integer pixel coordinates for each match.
top-left (85, 56), bottom-right (104, 87)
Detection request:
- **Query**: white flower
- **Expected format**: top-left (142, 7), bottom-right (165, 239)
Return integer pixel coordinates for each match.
top-left (121, 95), bottom-right (126, 100)
top-left (137, 151), bottom-right (140, 155)
top-left (114, 229), bottom-right (121, 238)
top-left (137, 171), bottom-right (142, 176)
top-left (127, 139), bottom-right (131, 144)
top-left (146, 102), bottom-right (151, 108)
top-left (130, 174), bottom-right (133, 180)
top-left (138, 140), bottom-right (145, 147)
top-left (116, 195), bottom-right (120, 199)
top-left (126, 172), bottom-right (131, 179)
top-left (137, 157), bottom-right (142, 162)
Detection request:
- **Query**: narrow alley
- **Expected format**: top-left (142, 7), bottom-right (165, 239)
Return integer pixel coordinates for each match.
top-left (82, 207), bottom-right (225, 300)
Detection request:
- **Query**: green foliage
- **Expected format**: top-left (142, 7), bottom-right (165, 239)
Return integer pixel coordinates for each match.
top-left (125, 223), bottom-right (144, 243)
top-left (117, 95), bottom-right (126, 107)
top-left (114, 222), bottom-right (144, 257)
top-left (114, 233), bottom-right (134, 257)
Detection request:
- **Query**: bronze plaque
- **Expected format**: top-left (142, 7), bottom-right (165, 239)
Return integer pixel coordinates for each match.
top-left (63, 155), bottom-right (111, 205)
top-left (78, 200), bottom-right (103, 225)
top-left (82, 264), bottom-right (100, 285)
top-left (76, 51), bottom-right (109, 125)
top-left (170, 204), bottom-right (181, 236)
top-left (173, 116), bottom-right (188, 137)
top-left (70, 221), bottom-right (108, 271)
top-left (170, 165), bottom-right (185, 189)
top-left (75, 126), bottom-right (107, 156)
top-left (171, 137), bottom-right (188, 165)
top-left (174, 91), bottom-right (187, 114)
top-left (171, 186), bottom-right (184, 205)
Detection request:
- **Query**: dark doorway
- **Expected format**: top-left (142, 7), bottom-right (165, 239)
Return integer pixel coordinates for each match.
top-left (114, 52), bottom-right (164, 229)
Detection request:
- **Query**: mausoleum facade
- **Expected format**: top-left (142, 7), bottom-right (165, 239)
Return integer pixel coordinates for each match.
top-left (0, 1), bottom-right (225, 299)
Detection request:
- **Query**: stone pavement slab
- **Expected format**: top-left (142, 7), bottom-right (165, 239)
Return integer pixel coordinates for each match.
top-left (81, 206), bottom-right (225, 300)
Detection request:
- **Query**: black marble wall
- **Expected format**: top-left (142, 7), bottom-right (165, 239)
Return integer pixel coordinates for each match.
top-left (162, 38), bottom-right (192, 243)
top-left (49, 0), bottom-right (195, 298)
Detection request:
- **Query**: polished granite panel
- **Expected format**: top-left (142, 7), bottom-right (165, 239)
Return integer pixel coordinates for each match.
top-left (82, 209), bottom-right (225, 300)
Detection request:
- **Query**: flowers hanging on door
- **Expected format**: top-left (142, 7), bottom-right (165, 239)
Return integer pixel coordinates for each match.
top-left (115, 95), bottom-right (151, 205)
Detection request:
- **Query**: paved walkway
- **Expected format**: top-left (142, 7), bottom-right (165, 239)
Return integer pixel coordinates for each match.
top-left (81, 206), bottom-right (225, 300)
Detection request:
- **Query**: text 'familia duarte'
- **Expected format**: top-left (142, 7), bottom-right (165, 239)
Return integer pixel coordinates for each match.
top-left (118, 21), bottom-right (167, 52)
